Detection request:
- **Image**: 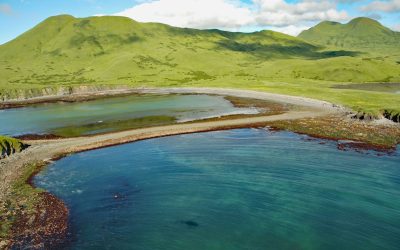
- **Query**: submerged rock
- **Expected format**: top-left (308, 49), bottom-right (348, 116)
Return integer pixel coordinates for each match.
top-left (180, 220), bottom-right (199, 227)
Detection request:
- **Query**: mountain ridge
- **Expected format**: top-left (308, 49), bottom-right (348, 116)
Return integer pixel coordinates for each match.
top-left (0, 14), bottom-right (351, 85)
top-left (298, 17), bottom-right (400, 50)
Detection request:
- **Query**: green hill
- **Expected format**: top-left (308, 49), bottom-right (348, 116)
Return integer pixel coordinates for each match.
top-left (298, 17), bottom-right (400, 51)
top-left (0, 15), bottom-right (338, 90)
top-left (0, 15), bottom-right (400, 116)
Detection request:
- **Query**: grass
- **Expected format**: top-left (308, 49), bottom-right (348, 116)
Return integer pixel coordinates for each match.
top-left (332, 82), bottom-right (400, 93)
top-left (0, 15), bottom-right (399, 118)
top-left (266, 116), bottom-right (400, 149)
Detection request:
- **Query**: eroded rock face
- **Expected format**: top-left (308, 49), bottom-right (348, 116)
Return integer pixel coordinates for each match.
top-left (351, 112), bottom-right (376, 122)
top-left (383, 110), bottom-right (400, 123)
top-left (351, 110), bottom-right (400, 124)
top-left (0, 137), bottom-right (29, 159)
top-left (0, 85), bottom-right (126, 102)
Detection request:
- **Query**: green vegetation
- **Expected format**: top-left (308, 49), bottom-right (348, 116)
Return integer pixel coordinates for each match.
top-left (0, 136), bottom-right (27, 158)
top-left (332, 82), bottom-right (400, 93)
top-left (51, 115), bottom-right (177, 137)
top-left (266, 116), bottom-right (400, 149)
top-left (0, 163), bottom-right (43, 244)
top-left (0, 15), bottom-right (399, 117)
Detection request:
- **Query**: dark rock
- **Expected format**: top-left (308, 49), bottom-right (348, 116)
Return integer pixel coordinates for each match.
top-left (180, 220), bottom-right (199, 227)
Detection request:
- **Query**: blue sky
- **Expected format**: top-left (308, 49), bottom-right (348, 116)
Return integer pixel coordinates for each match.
top-left (0, 0), bottom-right (399, 44)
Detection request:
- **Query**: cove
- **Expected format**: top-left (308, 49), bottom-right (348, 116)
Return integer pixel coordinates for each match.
top-left (0, 94), bottom-right (257, 137)
top-left (34, 129), bottom-right (400, 250)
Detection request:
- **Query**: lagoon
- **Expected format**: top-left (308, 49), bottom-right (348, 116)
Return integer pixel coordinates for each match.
top-left (0, 94), bottom-right (257, 137)
top-left (35, 129), bottom-right (400, 250)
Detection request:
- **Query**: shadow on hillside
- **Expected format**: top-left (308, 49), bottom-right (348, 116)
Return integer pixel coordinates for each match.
top-left (217, 40), bottom-right (361, 60)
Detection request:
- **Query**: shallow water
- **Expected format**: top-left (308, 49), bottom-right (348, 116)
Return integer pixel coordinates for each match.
top-left (0, 94), bottom-right (257, 136)
top-left (34, 129), bottom-right (400, 250)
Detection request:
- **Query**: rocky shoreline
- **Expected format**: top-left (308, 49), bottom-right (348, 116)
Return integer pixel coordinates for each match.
top-left (0, 159), bottom-right (69, 250)
top-left (9, 191), bottom-right (69, 249)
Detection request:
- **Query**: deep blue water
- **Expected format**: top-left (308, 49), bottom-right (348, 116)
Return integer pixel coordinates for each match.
top-left (34, 129), bottom-right (400, 250)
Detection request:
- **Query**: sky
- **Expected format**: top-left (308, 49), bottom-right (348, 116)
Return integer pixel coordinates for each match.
top-left (0, 0), bottom-right (399, 44)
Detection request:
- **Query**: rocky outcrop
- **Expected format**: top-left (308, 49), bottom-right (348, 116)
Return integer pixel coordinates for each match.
top-left (0, 85), bottom-right (129, 102)
top-left (0, 136), bottom-right (28, 158)
top-left (383, 110), bottom-right (400, 123)
top-left (351, 110), bottom-right (400, 123)
top-left (351, 112), bottom-right (377, 121)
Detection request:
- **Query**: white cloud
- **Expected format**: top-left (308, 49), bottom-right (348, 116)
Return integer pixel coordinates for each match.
top-left (271, 25), bottom-right (311, 36)
top-left (115, 0), bottom-right (253, 30)
top-left (361, 0), bottom-right (400, 13)
top-left (254, 0), bottom-right (349, 27)
top-left (112, 0), bottom-right (351, 35)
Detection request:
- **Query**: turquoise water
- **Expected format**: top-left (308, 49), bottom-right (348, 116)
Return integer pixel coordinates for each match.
top-left (0, 94), bottom-right (257, 136)
top-left (34, 129), bottom-right (400, 250)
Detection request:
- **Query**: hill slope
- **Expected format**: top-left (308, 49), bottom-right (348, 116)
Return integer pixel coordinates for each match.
top-left (0, 15), bottom-right (343, 90)
top-left (0, 15), bottom-right (400, 115)
top-left (298, 17), bottom-right (400, 51)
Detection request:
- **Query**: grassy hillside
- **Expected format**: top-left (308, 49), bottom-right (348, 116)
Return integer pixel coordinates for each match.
top-left (0, 15), bottom-right (399, 116)
top-left (0, 136), bottom-right (27, 158)
top-left (298, 17), bottom-right (400, 52)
